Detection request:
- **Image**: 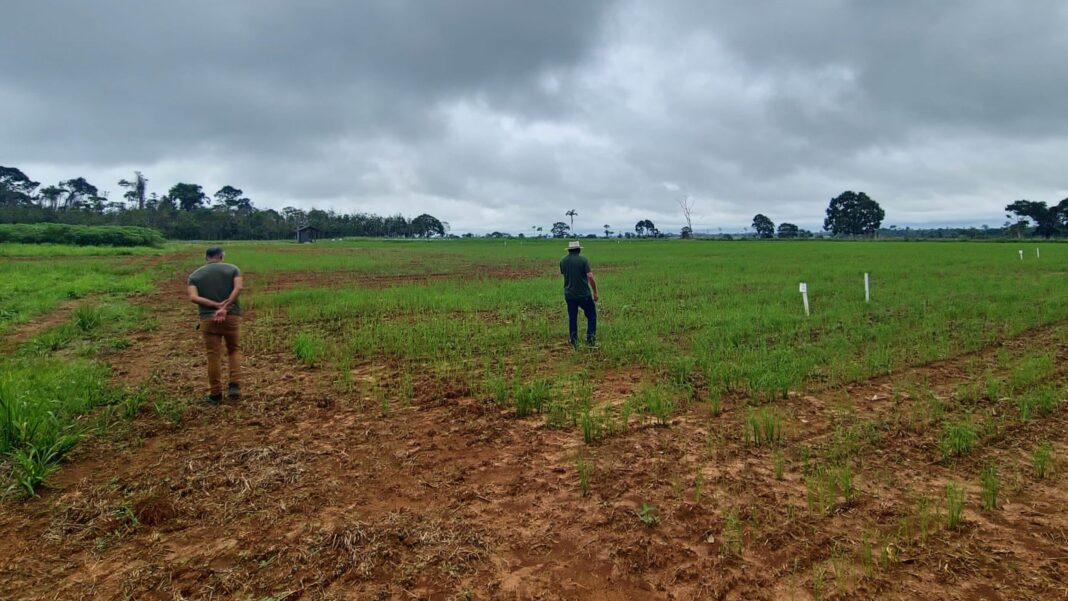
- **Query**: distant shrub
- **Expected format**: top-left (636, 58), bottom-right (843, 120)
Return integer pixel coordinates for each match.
top-left (0, 223), bottom-right (165, 247)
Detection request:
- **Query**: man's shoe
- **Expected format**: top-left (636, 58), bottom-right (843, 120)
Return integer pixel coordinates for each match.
top-left (569, 338), bottom-right (579, 348)
top-left (227, 383), bottom-right (241, 400)
top-left (586, 339), bottom-right (598, 348)
top-left (205, 394), bottom-right (223, 405)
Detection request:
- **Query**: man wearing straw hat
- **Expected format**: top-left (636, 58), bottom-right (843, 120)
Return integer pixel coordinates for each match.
top-left (560, 240), bottom-right (599, 347)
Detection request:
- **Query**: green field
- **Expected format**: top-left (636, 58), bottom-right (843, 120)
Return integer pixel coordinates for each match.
top-left (1, 238), bottom-right (1066, 599)
top-left (237, 239), bottom-right (1067, 399)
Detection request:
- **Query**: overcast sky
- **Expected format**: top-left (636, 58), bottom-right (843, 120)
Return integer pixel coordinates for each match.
top-left (2, 1), bottom-right (1066, 234)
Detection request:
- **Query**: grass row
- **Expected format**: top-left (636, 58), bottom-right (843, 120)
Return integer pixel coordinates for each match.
top-left (0, 259), bottom-right (157, 336)
top-left (252, 240), bottom-right (1068, 405)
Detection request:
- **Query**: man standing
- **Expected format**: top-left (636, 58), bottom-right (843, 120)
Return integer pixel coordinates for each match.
top-left (187, 246), bottom-right (244, 404)
top-left (560, 240), bottom-right (599, 347)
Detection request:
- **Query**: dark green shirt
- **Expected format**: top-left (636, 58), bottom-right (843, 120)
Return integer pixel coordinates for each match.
top-left (188, 262), bottom-right (242, 318)
top-left (560, 253), bottom-right (592, 300)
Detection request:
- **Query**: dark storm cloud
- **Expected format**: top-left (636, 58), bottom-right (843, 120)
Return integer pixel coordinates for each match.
top-left (1, 0), bottom-right (1066, 232)
top-left (1, 0), bottom-right (608, 162)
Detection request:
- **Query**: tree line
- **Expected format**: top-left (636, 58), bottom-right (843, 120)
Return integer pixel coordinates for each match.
top-left (751, 191), bottom-right (885, 239)
top-left (0, 166), bottom-right (447, 240)
top-left (5, 164), bottom-right (1065, 241)
top-left (750, 191), bottom-right (1068, 240)
top-left (1002, 199), bottom-right (1068, 239)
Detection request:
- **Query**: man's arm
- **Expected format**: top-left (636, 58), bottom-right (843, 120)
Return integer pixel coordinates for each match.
top-left (219, 275), bottom-right (243, 310)
top-left (587, 272), bottom-right (599, 302)
top-left (187, 284), bottom-right (223, 309)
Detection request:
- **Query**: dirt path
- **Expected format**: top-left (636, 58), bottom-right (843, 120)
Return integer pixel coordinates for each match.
top-left (1, 267), bottom-right (1067, 600)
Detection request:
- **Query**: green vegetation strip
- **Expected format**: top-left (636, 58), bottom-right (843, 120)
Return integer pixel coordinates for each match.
top-left (0, 256), bottom-right (157, 335)
top-left (249, 240), bottom-right (1068, 402)
top-left (0, 223), bottom-right (165, 247)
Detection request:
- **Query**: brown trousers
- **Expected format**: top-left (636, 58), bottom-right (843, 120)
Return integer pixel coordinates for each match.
top-left (201, 315), bottom-right (241, 396)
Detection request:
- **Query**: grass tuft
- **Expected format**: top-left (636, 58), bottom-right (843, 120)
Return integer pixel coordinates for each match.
top-left (938, 421), bottom-right (977, 461)
top-left (292, 331), bottom-right (326, 367)
top-left (514, 379), bottom-right (552, 418)
top-left (979, 463), bottom-right (999, 512)
top-left (576, 456), bottom-right (592, 497)
top-left (744, 406), bottom-right (784, 446)
top-left (945, 482), bottom-right (965, 530)
top-left (1032, 441), bottom-right (1052, 479)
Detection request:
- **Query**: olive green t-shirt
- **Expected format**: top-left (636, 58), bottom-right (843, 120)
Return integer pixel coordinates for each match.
top-left (559, 253), bottom-right (592, 300)
top-left (188, 262), bottom-right (242, 318)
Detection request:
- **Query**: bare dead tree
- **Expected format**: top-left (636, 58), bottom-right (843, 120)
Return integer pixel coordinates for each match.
top-left (679, 196), bottom-right (695, 236)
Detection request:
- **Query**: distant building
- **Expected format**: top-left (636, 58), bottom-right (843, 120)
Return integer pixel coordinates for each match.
top-left (296, 225), bottom-right (320, 244)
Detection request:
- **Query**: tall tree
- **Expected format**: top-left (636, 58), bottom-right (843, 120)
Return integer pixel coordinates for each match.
top-left (118, 171), bottom-right (148, 210)
top-left (214, 185), bottom-right (252, 213)
top-left (603, 224), bottom-right (612, 238)
top-left (38, 185), bottom-right (64, 210)
top-left (752, 214), bottom-right (775, 239)
top-left (680, 226), bottom-right (693, 239)
top-left (411, 213), bottom-right (446, 238)
top-left (551, 221), bottom-right (569, 238)
top-left (1004, 200), bottom-right (1067, 239)
top-left (777, 222), bottom-right (800, 239)
top-left (678, 196), bottom-right (694, 237)
top-left (565, 209), bottom-right (577, 232)
top-left (281, 206), bottom-right (307, 225)
top-left (635, 219), bottom-right (656, 237)
top-left (59, 177), bottom-right (100, 210)
top-left (0, 166), bottom-right (40, 206)
top-left (823, 191), bottom-right (885, 237)
top-left (167, 183), bottom-right (207, 211)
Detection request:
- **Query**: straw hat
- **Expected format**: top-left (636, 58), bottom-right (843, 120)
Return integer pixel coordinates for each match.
top-left (567, 241), bottom-right (582, 250)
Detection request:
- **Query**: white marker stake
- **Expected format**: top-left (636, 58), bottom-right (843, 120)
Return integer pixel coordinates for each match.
top-left (1036, 248), bottom-right (1041, 259)
top-left (799, 282), bottom-right (810, 316)
top-left (1019, 250), bottom-right (1024, 260)
top-left (864, 272), bottom-right (871, 303)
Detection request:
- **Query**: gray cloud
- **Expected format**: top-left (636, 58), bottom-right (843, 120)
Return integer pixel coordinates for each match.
top-left (2, 0), bottom-right (1066, 233)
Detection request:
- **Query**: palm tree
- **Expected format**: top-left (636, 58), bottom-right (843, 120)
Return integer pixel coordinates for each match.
top-left (565, 209), bottom-right (577, 233)
top-left (603, 224), bottom-right (611, 238)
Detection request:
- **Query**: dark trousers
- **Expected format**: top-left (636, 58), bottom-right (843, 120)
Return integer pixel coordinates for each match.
top-left (566, 297), bottom-right (597, 344)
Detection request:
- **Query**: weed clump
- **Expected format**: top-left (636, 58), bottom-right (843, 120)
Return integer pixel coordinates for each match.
top-left (744, 406), bottom-right (784, 446)
top-left (5, 440), bottom-right (71, 497)
top-left (292, 331), bottom-right (326, 367)
top-left (514, 379), bottom-right (552, 418)
top-left (805, 464), bottom-right (855, 514)
top-left (637, 502), bottom-right (659, 527)
top-left (938, 421), bottom-right (977, 461)
top-left (72, 304), bottom-right (104, 332)
top-left (639, 385), bottom-right (673, 426)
